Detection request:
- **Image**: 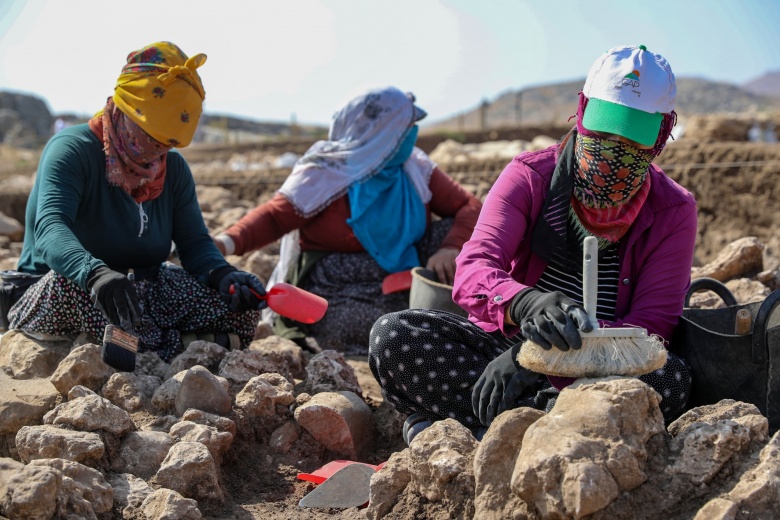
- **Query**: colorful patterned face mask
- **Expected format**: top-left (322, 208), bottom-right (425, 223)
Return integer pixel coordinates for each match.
top-left (573, 134), bottom-right (653, 207)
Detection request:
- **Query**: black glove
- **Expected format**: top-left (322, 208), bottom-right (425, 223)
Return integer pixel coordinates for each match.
top-left (471, 343), bottom-right (540, 427)
top-left (87, 266), bottom-right (141, 328)
top-left (209, 266), bottom-right (267, 313)
top-left (510, 288), bottom-right (592, 351)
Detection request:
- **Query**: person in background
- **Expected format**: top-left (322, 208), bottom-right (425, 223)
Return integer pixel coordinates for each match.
top-left (369, 45), bottom-right (697, 444)
top-left (213, 86), bottom-right (482, 354)
top-left (5, 41), bottom-right (266, 361)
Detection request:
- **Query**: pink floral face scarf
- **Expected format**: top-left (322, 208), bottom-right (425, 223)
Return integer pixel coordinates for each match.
top-left (89, 98), bottom-right (171, 202)
top-left (570, 134), bottom-right (653, 243)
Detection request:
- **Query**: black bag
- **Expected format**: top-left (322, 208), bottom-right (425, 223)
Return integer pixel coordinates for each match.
top-left (0, 270), bottom-right (45, 330)
top-left (670, 278), bottom-right (780, 432)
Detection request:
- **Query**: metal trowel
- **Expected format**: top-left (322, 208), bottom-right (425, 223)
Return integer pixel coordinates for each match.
top-left (298, 463), bottom-right (376, 509)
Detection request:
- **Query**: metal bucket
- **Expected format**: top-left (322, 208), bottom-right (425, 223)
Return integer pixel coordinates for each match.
top-left (670, 278), bottom-right (780, 432)
top-left (409, 267), bottom-right (467, 317)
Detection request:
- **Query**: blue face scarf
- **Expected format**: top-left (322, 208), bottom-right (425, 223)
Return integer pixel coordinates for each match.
top-left (346, 125), bottom-right (427, 273)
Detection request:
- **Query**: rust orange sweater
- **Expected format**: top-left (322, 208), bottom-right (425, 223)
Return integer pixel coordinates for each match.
top-left (224, 167), bottom-right (481, 256)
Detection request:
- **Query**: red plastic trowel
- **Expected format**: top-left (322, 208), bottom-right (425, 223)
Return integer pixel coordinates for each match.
top-left (230, 282), bottom-right (328, 323)
top-left (381, 269), bottom-right (413, 294)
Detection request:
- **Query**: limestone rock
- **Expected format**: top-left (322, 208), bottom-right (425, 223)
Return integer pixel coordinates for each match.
top-left (43, 393), bottom-right (135, 436)
top-left (107, 472), bottom-right (154, 518)
top-left (473, 407), bottom-right (545, 520)
top-left (153, 441), bottom-right (224, 503)
top-left (111, 431), bottom-right (176, 479)
top-left (142, 488), bottom-right (202, 519)
top-left (235, 372), bottom-right (295, 418)
top-left (692, 236), bottom-right (764, 282)
top-left (169, 421), bottom-right (233, 465)
top-left (29, 458), bottom-right (113, 518)
top-left (304, 350), bottom-right (363, 397)
top-left (0, 330), bottom-right (70, 379)
top-left (49, 343), bottom-right (114, 394)
top-left (218, 349), bottom-right (294, 390)
top-left (101, 371), bottom-right (161, 412)
top-left (180, 409), bottom-right (238, 437)
top-left (366, 450), bottom-right (413, 520)
top-left (511, 377), bottom-right (665, 519)
top-left (15, 425), bottom-right (104, 466)
top-left (248, 335), bottom-right (307, 379)
top-left (0, 372), bottom-right (60, 435)
top-left (0, 456), bottom-right (61, 520)
top-left (165, 340), bottom-right (228, 381)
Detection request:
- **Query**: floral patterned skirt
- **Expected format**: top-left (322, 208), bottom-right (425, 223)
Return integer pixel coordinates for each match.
top-left (8, 264), bottom-right (260, 362)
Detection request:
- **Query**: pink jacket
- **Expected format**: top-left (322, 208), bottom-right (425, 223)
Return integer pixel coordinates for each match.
top-left (453, 144), bottom-right (697, 344)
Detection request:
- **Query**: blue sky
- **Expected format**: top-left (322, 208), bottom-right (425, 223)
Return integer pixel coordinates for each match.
top-left (1, 0), bottom-right (778, 125)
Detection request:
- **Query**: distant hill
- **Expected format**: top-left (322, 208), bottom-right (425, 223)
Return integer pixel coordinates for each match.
top-left (428, 77), bottom-right (780, 132)
top-left (742, 70), bottom-right (780, 98)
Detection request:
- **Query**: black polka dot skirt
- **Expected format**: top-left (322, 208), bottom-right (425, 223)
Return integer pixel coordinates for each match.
top-left (8, 264), bottom-right (260, 362)
top-left (369, 309), bottom-right (693, 428)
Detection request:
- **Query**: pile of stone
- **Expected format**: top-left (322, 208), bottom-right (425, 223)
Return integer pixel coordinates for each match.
top-left (1, 331), bottom-right (373, 518)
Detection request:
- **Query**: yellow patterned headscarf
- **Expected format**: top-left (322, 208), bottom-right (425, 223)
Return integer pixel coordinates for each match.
top-left (113, 41), bottom-right (206, 148)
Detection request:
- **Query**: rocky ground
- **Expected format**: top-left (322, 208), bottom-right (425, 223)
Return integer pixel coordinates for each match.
top-left (0, 121), bottom-right (779, 519)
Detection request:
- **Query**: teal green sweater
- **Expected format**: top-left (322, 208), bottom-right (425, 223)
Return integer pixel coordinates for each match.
top-left (18, 124), bottom-right (229, 290)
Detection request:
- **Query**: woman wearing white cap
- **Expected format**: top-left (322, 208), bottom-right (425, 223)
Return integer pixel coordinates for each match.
top-left (370, 45), bottom-right (697, 444)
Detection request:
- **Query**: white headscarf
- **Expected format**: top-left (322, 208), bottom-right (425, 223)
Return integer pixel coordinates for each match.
top-left (278, 86), bottom-right (434, 217)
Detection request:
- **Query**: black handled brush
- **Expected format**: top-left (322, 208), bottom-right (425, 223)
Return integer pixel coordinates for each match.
top-left (101, 322), bottom-right (138, 371)
top-left (101, 271), bottom-right (139, 372)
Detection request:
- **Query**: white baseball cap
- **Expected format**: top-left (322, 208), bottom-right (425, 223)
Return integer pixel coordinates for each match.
top-left (582, 45), bottom-right (676, 146)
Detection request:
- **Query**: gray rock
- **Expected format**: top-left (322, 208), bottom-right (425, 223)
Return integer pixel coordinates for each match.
top-left (175, 365), bottom-right (232, 417)
top-left (135, 351), bottom-right (171, 380)
top-left (107, 472), bottom-right (154, 518)
top-left (101, 371), bottom-right (161, 412)
top-left (165, 341), bottom-right (228, 380)
top-left (218, 349), bottom-right (294, 390)
top-left (304, 350), bottom-right (363, 397)
top-left (111, 431), bottom-right (176, 479)
top-left (269, 421), bottom-right (301, 454)
top-left (151, 370), bottom-right (187, 413)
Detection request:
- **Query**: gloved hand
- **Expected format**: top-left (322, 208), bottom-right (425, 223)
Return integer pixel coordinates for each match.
top-left (509, 288), bottom-right (592, 351)
top-left (209, 266), bottom-right (267, 312)
top-left (87, 266), bottom-right (141, 328)
top-left (471, 343), bottom-right (540, 427)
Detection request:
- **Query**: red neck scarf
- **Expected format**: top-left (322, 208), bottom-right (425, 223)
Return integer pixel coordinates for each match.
top-left (88, 98), bottom-right (170, 202)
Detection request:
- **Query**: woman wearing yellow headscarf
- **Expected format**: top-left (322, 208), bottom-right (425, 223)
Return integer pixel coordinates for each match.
top-left (3, 42), bottom-right (267, 363)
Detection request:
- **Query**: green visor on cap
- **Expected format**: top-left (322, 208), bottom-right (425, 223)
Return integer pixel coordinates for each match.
top-left (582, 98), bottom-right (663, 147)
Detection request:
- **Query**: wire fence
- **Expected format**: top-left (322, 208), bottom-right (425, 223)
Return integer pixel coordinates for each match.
top-left (193, 158), bottom-right (780, 186)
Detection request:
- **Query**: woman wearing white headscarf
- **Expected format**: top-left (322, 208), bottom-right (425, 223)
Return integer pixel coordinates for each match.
top-left (214, 86), bottom-right (482, 353)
